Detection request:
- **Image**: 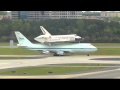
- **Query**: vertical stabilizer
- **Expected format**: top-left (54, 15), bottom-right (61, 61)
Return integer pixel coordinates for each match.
top-left (14, 31), bottom-right (33, 46)
top-left (40, 26), bottom-right (51, 36)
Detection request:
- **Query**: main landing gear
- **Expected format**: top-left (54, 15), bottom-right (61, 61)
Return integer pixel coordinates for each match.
top-left (53, 53), bottom-right (64, 56)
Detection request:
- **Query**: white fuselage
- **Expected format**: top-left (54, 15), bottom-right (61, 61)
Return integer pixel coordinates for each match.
top-left (24, 43), bottom-right (97, 54)
top-left (34, 34), bottom-right (81, 43)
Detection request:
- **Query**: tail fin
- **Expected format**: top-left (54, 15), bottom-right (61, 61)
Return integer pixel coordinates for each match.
top-left (14, 31), bottom-right (33, 46)
top-left (40, 26), bottom-right (51, 36)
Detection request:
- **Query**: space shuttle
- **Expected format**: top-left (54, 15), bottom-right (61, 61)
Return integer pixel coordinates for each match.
top-left (34, 26), bottom-right (81, 44)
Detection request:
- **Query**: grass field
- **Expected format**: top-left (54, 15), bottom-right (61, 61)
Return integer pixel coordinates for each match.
top-left (0, 64), bottom-right (105, 75)
top-left (92, 43), bottom-right (120, 46)
top-left (0, 48), bottom-right (119, 58)
top-left (0, 42), bottom-right (120, 46)
top-left (0, 42), bottom-right (120, 55)
top-left (0, 43), bottom-right (118, 75)
top-left (0, 42), bottom-right (17, 46)
top-left (91, 48), bottom-right (120, 55)
top-left (0, 48), bottom-right (41, 55)
top-left (0, 48), bottom-right (120, 55)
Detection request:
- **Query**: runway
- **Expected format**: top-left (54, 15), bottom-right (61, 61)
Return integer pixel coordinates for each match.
top-left (0, 55), bottom-right (120, 79)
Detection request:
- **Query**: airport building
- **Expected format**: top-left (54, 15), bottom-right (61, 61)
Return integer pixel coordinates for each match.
top-left (11, 11), bottom-right (51, 21)
top-left (49, 11), bottom-right (82, 19)
top-left (0, 11), bottom-right (11, 20)
top-left (11, 11), bottom-right (83, 21)
top-left (82, 11), bottom-right (101, 19)
top-left (100, 11), bottom-right (120, 17)
top-left (11, 11), bottom-right (120, 21)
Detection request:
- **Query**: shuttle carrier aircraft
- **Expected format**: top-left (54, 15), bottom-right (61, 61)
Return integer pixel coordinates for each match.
top-left (15, 31), bottom-right (97, 56)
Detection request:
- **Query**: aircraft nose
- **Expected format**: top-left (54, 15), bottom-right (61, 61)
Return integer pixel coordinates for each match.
top-left (75, 36), bottom-right (81, 39)
top-left (93, 46), bottom-right (97, 51)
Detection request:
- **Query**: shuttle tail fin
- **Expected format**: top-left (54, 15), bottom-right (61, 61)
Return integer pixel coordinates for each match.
top-left (14, 31), bottom-right (33, 46)
top-left (40, 26), bottom-right (51, 36)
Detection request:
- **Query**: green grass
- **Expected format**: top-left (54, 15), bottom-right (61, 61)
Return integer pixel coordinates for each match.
top-left (0, 48), bottom-right (120, 55)
top-left (92, 43), bottom-right (120, 46)
top-left (0, 48), bottom-right (41, 55)
top-left (53, 63), bottom-right (112, 66)
top-left (0, 42), bottom-right (17, 46)
top-left (0, 57), bottom-right (37, 59)
top-left (0, 42), bottom-right (120, 55)
top-left (0, 66), bottom-right (103, 75)
top-left (0, 42), bottom-right (120, 46)
top-left (91, 48), bottom-right (120, 55)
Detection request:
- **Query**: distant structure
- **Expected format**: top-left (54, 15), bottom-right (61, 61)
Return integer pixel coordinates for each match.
top-left (82, 11), bottom-right (101, 19)
top-left (11, 11), bottom-right (83, 21)
top-left (11, 11), bottom-right (50, 21)
top-left (11, 11), bottom-right (120, 21)
top-left (49, 11), bottom-right (82, 19)
top-left (101, 11), bottom-right (120, 17)
top-left (0, 11), bottom-right (11, 20)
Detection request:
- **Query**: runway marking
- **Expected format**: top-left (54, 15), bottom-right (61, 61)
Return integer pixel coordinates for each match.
top-left (0, 68), bottom-right (120, 79)
top-left (41, 66), bottom-right (120, 67)
top-left (0, 75), bottom-right (70, 79)
top-left (68, 68), bottom-right (120, 78)
top-left (0, 55), bottom-right (120, 78)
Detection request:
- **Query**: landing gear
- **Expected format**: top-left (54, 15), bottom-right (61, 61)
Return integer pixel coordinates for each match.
top-left (53, 53), bottom-right (64, 56)
top-left (54, 53), bottom-right (58, 56)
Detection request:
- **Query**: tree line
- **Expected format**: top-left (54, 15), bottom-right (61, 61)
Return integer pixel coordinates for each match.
top-left (0, 18), bottom-right (120, 43)
top-left (0, 11), bottom-right (7, 15)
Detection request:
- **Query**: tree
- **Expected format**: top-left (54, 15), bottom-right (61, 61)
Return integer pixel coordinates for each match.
top-left (10, 19), bottom-right (23, 40)
top-left (0, 11), bottom-right (7, 15)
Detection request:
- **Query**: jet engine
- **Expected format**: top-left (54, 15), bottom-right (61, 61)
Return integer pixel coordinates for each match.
top-left (42, 50), bottom-right (50, 54)
top-left (54, 51), bottom-right (64, 56)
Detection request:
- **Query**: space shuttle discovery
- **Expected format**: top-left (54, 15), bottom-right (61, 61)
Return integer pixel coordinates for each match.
top-left (34, 26), bottom-right (81, 43)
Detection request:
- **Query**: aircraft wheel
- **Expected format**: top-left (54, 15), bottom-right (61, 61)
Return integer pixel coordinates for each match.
top-left (53, 53), bottom-right (64, 56)
top-left (53, 53), bottom-right (58, 56)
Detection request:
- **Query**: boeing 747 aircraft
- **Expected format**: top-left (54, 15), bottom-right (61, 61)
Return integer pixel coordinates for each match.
top-left (15, 31), bottom-right (97, 56)
top-left (34, 26), bottom-right (81, 44)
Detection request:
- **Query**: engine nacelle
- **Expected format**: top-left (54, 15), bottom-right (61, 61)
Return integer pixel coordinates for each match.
top-left (42, 50), bottom-right (49, 54)
top-left (57, 51), bottom-right (64, 56)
